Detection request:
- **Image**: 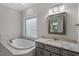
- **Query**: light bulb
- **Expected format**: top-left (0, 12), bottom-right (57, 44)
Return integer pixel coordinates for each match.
top-left (22, 3), bottom-right (26, 5)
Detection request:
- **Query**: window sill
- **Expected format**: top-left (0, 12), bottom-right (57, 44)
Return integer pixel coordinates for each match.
top-left (22, 36), bottom-right (38, 41)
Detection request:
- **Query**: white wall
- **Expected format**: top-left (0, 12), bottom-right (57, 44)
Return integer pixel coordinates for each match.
top-left (0, 5), bottom-right (22, 40)
top-left (22, 3), bottom-right (78, 41)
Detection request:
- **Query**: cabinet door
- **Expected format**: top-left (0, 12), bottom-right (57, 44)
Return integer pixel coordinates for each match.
top-left (50, 53), bottom-right (59, 56)
top-left (36, 42), bottom-right (43, 48)
top-left (61, 49), bottom-right (79, 56)
top-left (44, 44), bottom-right (60, 54)
top-left (35, 48), bottom-right (50, 56)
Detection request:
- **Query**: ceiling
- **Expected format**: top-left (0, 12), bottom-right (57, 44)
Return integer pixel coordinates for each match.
top-left (0, 3), bottom-right (60, 11)
top-left (0, 3), bottom-right (37, 11)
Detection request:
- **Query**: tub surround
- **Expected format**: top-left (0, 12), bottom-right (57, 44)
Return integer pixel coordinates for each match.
top-left (0, 38), bottom-right (35, 56)
top-left (8, 38), bottom-right (35, 50)
top-left (35, 38), bottom-right (79, 53)
top-left (0, 43), bottom-right (12, 56)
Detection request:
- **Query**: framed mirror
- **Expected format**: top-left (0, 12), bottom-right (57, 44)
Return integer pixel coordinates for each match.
top-left (48, 12), bottom-right (66, 34)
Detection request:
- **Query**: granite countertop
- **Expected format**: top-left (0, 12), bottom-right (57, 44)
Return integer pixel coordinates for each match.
top-left (35, 38), bottom-right (79, 53)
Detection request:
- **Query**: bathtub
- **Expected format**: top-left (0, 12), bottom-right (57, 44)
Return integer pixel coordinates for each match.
top-left (8, 38), bottom-right (35, 50)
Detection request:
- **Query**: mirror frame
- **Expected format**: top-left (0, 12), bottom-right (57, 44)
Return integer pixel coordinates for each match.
top-left (48, 12), bottom-right (66, 34)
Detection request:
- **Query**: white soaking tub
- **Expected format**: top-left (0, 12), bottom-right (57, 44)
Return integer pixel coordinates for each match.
top-left (8, 38), bottom-right (35, 50)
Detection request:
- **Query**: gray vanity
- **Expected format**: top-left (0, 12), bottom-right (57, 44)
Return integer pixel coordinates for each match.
top-left (35, 12), bottom-right (79, 56)
top-left (35, 38), bottom-right (79, 56)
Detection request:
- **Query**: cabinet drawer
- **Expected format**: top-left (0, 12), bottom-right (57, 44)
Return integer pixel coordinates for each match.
top-left (35, 48), bottom-right (50, 56)
top-left (44, 44), bottom-right (60, 54)
top-left (36, 42), bottom-right (43, 48)
top-left (61, 49), bottom-right (79, 56)
top-left (51, 53), bottom-right (59, 56)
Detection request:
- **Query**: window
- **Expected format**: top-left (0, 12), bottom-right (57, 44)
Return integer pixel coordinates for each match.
top-left (24, 16), bottom-right (37, 38)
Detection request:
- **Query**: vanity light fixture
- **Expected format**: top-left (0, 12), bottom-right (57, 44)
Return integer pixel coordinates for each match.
top-left (48, 4), bottom-right (65, 15)
top-left (59, 4), bottom-right (65, 11)
top-left (21, 3), bottom-right (26, 5)
top-left (48, 8), bottom-right (53, 15)
top-left (53, 6), bottom-right (58, 12)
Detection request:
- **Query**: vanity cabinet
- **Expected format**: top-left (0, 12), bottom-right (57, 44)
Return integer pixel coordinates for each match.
top-left (35, 48), bottom-right (50, 56)
top-left (60, 49), bottom-right (79, 56)
top-left (44, 44), bottom-right (60, 54)
top-left (50, 53), bottom-right (59, 56)
top-left (35, 42), bottom-right (79, 56)
top-left (35, 42), bottom-right (50, 56)
top-left (36, 42), bottom-right (43, 48)
top-left (35, 42), bottom-right (60, 56)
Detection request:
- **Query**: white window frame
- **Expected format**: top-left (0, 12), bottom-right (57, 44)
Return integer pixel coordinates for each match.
top-left (23, 16), bottom-right (37, 38)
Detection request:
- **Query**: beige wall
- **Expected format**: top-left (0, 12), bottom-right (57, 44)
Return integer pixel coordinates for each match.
top-left (0, 3), bottom-right (78, 42)
top-left (77, 4), bottom-right (79, 42)
top-left (22, 3), bottom-right (78, 41)
top-left (0, 5), bottom-right (22, 40)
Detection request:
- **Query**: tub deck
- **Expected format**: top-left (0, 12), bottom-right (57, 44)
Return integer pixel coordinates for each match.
top-left (0, 39), bottom-right (35, 56)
